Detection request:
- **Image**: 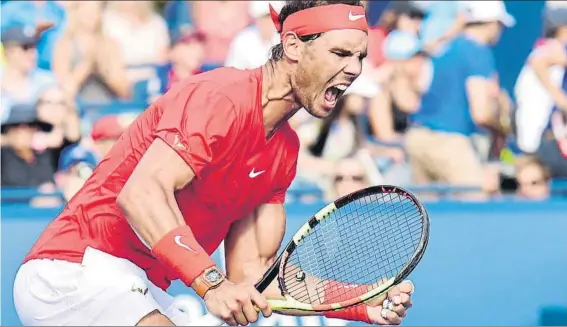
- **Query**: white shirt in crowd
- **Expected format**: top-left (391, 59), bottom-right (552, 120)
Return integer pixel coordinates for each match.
top-left (102, 10), bottom-right (170, 83)
top-left (514, 39), bottom-right (566, 153)
top-left (224, 25), bottom-right (280, 70)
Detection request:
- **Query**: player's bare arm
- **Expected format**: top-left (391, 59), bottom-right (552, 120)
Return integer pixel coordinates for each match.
top-left (225, 203), bottom-right (286, 300)
top-left (117, 139), bottom-right (194, 244)
top-left (117, 139), bottom-right (269, 327)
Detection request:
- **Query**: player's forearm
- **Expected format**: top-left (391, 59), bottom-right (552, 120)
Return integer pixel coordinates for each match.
top-left (118, 179), bottom-right (217, 288)
top-left (117, 179), bottom-right (186, 247)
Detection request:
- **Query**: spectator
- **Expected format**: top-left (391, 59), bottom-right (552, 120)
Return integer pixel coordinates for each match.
top-left (163, 0), bottom-right (194, 43)
top-left (420, 2), bottom-right (466, 56)
top-left (405, 1), bottom-right (515, 198)
top-left (366, 1), bottom-right (425, 69)
top-left (514, 4), bottom-right (567, 154)
top-left (90, 113), bottom-right (137, 159)
top-left (192, 1), bottom-right (250, 64)
top-left (35, 85), bottom-right (81, 166)
top-left (296, 94), bottom-right (402, 191)
top-left (368, 30), bottom-right (430, 142)
top-left (515, 156), bottom-right (551, 200)
top-left (1, 104), bottom-right (56, 188)
top-left (327, 157), bottom-right (372, 200)
top-left (1, 0), bottom-right (66, 70)
top-left (167, 30), bottom-right (207, 90)
top-left (1, 25), bottom-right (58, 123)
top-left (102, 1), bottom-right (170, 83)
top-left (52, 1), bottom-right (131, 102)
top-left (515, 3), bottom-right (567, 177)
top-left (54, 143), bottom-right (97, 201)
top-left (225, 1), bottom-right (284, 70)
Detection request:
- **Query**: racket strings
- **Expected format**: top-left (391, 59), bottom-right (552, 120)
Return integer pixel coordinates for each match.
top-left (284, 195), bottom-right (422, 297)
top-left (282, 192), bottom-right (424, 305)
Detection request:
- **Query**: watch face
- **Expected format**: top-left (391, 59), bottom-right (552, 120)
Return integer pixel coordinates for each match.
top-left (205, 269), bottom-right (223, 283)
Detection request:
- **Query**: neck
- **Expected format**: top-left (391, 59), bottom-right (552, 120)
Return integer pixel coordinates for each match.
top-left (260, 60), bottom-right (301, 139)
top-left (463, 28), bottom-right (490, 45)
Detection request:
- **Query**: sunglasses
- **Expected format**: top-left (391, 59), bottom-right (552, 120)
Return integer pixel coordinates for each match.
top-left (334, 175), bottom-right (365, 182)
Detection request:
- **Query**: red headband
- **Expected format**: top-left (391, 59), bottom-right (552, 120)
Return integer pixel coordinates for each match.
top-left (269, 4), bottom-right (368, 38)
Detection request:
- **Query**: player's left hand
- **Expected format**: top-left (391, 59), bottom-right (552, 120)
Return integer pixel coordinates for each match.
top-left (366, 280), bottom-right (414, 325)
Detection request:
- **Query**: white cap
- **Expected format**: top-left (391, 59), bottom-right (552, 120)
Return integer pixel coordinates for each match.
top-left (249, 1), bottom-right (285, 20)
top-left (460, 1), bottom-right (516, 27)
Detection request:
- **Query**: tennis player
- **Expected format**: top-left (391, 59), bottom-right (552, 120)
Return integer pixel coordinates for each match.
top-left (14, 1), bottom-right (414, 326)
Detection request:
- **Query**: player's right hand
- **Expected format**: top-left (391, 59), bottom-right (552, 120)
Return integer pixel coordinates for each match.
top-left (203, 280), bottom-right (272, 326)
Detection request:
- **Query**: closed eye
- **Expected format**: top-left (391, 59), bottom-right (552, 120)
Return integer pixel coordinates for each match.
top-left (332, 50), bottom-right (352, 58)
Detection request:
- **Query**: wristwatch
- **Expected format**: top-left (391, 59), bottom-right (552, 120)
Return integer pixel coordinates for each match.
top-left (192, 266), bottom-right (226, 298)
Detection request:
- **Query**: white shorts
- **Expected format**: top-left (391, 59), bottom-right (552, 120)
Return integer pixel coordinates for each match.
top-left (13, 247), bottom-right (193, 326)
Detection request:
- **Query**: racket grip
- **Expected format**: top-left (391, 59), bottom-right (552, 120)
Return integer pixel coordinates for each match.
top-left (186, 313), bottom-right (225, 326)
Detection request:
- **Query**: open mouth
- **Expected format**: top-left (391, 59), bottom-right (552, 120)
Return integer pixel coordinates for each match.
top-left (324, 84), bottom-right (348, 109)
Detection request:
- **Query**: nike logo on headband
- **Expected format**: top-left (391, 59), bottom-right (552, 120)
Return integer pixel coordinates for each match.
top-left (348, 12), bottom-right (365, 21)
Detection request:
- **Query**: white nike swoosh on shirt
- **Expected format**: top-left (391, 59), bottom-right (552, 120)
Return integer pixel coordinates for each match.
top-left (174, 235), bottom-right (196, 253)
top-left (348, 12), bottom-right (365, 21)
top-left (249, 169), bottom-right (265, 178)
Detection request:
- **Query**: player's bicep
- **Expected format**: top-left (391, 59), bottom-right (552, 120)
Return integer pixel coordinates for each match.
top-left (127, 138), bottom-right (195, 192)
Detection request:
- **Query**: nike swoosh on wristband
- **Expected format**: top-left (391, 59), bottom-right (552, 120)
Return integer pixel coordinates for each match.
top-left (174, 235), bottom-right (197, 253)
top-left (348, 12), bottom-right (365, 21)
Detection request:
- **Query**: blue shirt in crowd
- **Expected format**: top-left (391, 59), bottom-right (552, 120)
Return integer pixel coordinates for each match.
top-left (1, 1), bottom-right (66, 70)
top-left (411, 35), bottom-right (496, 136)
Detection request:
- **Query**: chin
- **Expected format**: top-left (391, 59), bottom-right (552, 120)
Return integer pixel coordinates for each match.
top-left (305, 106), bottom-right (332, 119)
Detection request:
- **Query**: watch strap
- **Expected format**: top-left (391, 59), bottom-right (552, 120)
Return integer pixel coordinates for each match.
top-left (192, 267), bottom-right (225, 298)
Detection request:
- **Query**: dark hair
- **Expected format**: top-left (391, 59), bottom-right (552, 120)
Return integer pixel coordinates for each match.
top-left (269, 0), bottom-right (364, 61)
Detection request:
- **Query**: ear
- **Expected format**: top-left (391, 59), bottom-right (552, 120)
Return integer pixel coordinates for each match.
top-left (282, 32), bottom-right (303, 62)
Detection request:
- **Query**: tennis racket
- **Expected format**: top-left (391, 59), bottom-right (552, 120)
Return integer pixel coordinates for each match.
top-left (188, 185), bottom-right (429, 326)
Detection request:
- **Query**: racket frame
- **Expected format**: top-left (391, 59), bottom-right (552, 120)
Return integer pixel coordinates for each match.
top-left (257, 185), bottom-right (430, 313)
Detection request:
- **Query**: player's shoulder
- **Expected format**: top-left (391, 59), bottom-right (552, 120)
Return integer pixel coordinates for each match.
top-left (169, 67), bottom-right (260, 107)
top-left (201, 66), bottom-right (262, 102)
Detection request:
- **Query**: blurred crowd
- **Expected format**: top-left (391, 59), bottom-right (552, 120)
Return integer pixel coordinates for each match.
top-left (1, 0), bottom-right (566, 207)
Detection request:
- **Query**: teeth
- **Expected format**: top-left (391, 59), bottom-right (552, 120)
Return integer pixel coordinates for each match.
top-left (335, 85), bottom-right (348, 91)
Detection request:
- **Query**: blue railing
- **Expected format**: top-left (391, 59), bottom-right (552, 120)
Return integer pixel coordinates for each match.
top-left (2, 200), bottom-right (567, 326)
top-left (3, 179), bottom-right (567, 206)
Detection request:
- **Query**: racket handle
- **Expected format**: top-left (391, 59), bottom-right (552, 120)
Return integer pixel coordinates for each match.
top-left (186, 313), bottom-right (225, 326)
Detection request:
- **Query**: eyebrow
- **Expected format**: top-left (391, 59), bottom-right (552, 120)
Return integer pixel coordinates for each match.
top-left (330, 47), bottom-right (367, 59)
